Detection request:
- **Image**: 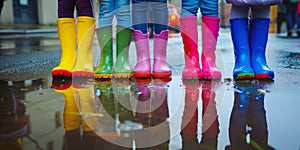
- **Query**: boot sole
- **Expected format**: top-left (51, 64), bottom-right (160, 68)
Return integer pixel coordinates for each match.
top-left (255, 74), bottom-right (274, 79)
top-left (234, 73), bottom-right (255, 80)
top-left (153, 72), bottom-right (172, 79)
top-left (113, 73), bottom-right (133, 79)
top-left (52, 70), bottom-right (72, 78)
top-left (134, 72), bottom-right (151, 78)
top-left (94, 74), bottom-right (112, 79)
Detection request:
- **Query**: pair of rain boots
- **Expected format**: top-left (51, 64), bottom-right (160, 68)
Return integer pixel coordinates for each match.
top-left (94, 26), bottom-right (133, 79)
top-left (52, 16), bottom-right (96, 78)
top-left (181, 16), bottom-right (222, 80)
top-left (231, 18), bottom-right (274, 80)
top-left (133, 30), bottom-right (172, 79)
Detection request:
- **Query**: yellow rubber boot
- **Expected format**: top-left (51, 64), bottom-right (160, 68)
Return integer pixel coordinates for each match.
top-left (52, 18), bottom-right (76, 78)
top-left (72, 16), bottom-right (96, 78)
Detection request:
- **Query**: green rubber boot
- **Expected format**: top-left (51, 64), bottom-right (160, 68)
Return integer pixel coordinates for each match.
top-left (114, 26), bottom-right (133, 78)
top-left (95, 27), bottom-right (113, 79)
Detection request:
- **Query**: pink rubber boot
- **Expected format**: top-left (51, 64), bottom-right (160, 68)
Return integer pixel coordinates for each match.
top-left (134, 30), bottom-right (151, 78)
top-left (153, 30), bottom-right (172, 78)
top-left (180, 16), bottom-right (202, 79)
top-left (201, 16), bottom-right (222, 79)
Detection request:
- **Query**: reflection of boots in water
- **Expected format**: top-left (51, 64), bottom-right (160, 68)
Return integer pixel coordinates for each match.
top-left (247, 82), bottom-right (274, 150)
top-left (150, 79), bottom-right (171, 149)
top-left (113, 79), bottom-right (135, 123)
top-left (73, 80), bottom-right (98, 133)
top-left (113, 79), bottom-right (135, 148)
top-left (152, 78), bottom-right (171, 125)
top-left (134, 79), bottom-right (152, 126)
top-left (53, 79), bottom-right (97, 149)
top-left (200, 81), bottom-right (220, 150)
top-left (134, 78), bottom-right (171, 149)
top-left (181, 80), bottom-right (201, 149)
top-left (134, 79), bottom-right (152, 149)
top-left (53, 79), bottom-right (80, 149)
top-left (226, 81), bottom-right (274, 150)
top-left (96, 80), bottom-right (133, 149)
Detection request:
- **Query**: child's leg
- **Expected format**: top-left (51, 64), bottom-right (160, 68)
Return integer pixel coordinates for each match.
top-left (53, 0), bottom-right (77, 77)
top-left (200, 0), bottom-right (221, 79)
top-left (151, 1), bottom-right (168, 34)
top-left (132, 1), bottom-right (151, 77)
top-left (75, 0), bottom-right (94, 17)
top-left (180, 0), bottom-right (202, 79)
top-left (151, 1), bottom-right (171, 78)
top-left (58, 0), bottom-right (76, 18)
top-left (132, 0), bottom-right (149, 34)
top-left (250, 6), bottom-right (274, 79)
top-left (95, 0), bottom-right (114, 79)
top-left (114, 0), bottom-right (133, 78)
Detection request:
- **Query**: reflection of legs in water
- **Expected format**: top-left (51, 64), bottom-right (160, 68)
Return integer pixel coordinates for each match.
top-left (135, 79), bottom-right (152, 148)
top-left (114, 79), bottom-right (135, 148)
top-left (200, 81), bottom-right (220, 149)
top-left (248, 88), bottom-right (273, 150)
top-left (134, 79), bottom-right (171, 149)
top-left (52, 79), bottom-right (97, 149)
top-left (227, 81), bottom-right (252, 149)
top-left (149, 79), bottom-right (171, 149)
top-left (181, 80), bottom-right (200, 149)
top-left (96, 81), bottom-right (133, 149)
top-left (227, 81), bottom-right (274, 150)
top-left (73, 81), bottom-right (98, 149)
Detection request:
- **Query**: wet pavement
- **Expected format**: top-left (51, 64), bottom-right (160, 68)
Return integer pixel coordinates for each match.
top-left (0, 27), bottom-right (300, 150)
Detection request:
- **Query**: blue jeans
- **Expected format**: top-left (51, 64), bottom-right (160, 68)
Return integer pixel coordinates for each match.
top-left (98, 0), bottom-right (131, 28)
top-left (132, 0), bottom-right (168, 34)
top-left (181, 0), bottom-right (218, 17)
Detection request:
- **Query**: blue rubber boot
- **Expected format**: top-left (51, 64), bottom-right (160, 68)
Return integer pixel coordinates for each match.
top-left (250, 18), bottom-right (274, 79)
top-left (230, 18), bottom-right (254, 79)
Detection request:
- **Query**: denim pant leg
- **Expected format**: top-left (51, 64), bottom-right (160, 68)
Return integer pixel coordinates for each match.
top-left (151, 1), bottom-right (168, 34)
top-left (115, 0), bottom-right (131, 28)
top-left (98, 0), bottom-right (114, 28)
top-left (199, 0), bottom-right (219, 17)
top-left (181, 0), bottom-right (199, 17)
top-left (132, 1), bottom-right (149, 33)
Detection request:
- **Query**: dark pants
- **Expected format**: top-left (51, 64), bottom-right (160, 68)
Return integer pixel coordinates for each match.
top-left (58, 0), bottom-right (93, 18)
